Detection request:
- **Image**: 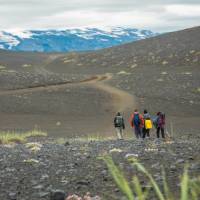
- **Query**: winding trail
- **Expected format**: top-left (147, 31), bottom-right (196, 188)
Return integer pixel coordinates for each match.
top-left (83, 74), bottom-right (136, 113)
top-left (0, 74), bottom-right (136, 114)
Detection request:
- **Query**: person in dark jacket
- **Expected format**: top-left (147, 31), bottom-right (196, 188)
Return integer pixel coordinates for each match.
top-left (142, 109), bottom-right (151, 138)
top-left (114, 112), bottom-right (125, 139)
top-left (156, 112), bottom-right (165, 138)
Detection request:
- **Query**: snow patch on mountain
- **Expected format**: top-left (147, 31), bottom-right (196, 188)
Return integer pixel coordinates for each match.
top-left (9, 30), bottom-right (33, 39)
top-left (0, 31), bottom-right (19, 49)
top-left (0, 27), bottom-right (158, 52)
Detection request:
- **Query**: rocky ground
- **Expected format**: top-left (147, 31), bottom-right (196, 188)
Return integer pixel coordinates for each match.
top-left (0, 26), bottom-right (199, 200)
top-left (0, 26), bottom-right (199, 137)
top-left (0, 137), bottom-right (200, 200)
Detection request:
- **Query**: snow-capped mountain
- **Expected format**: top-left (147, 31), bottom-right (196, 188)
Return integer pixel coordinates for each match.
top-left (0, 27), bottom-right (158, 52)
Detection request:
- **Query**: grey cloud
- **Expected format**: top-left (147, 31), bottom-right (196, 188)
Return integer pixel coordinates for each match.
top-left (0, 0), bottom-right (199, 31)
top-left (1, 0), bottom-right (200, 11)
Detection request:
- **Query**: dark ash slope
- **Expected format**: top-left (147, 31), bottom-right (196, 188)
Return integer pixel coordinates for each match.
top-left (0, 26), bottom-right (199, 137)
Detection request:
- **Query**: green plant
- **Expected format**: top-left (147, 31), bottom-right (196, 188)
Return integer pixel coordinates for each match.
top-left (130, 158), bottom-right (165, 200)
top-left (103, 156), bottom-right (200, 200)
top-left (55, 137), bottom-right (66, 144)
top-left (102, 156), bottom-right (134, 200)
top-left (0, 129), bottom-right (47, 144)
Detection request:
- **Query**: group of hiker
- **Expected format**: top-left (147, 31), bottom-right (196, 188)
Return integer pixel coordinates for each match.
top-left (114, 109), bottom-right (166, 140)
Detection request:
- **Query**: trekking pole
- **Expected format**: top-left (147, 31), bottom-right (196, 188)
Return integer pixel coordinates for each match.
top-left (170, 121), bottom-right (174, 138)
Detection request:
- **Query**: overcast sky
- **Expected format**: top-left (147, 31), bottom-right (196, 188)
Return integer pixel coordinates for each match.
top-left (0, 0), bottom-right (200, 32)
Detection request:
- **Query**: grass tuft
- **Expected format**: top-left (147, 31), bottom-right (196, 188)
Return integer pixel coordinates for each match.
top-left (0, 129), bottom-right (47, 144)
top-left (103, 156), bottom-right (200, 200)
top-left (102, 155), bottom-right (135, 200)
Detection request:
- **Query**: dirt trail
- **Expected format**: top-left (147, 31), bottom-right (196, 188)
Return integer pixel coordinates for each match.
top-left (0, 73), bottom-right (137, 136)
top-left (83, 74), bottom-right (136, 113)
top-left (0, 73), bottom-right (136, 114)
top-left (0, 75), bottom-right (106, 95)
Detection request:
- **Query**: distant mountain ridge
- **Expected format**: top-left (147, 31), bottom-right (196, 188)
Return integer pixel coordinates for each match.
top-left (0, 27), bottom-right (158, 52)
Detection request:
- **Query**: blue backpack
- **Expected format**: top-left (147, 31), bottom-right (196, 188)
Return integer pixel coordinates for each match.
top-left (152, 116), bottom-right (159, 128)
top-left (133, 114), bottom-right (140, 127)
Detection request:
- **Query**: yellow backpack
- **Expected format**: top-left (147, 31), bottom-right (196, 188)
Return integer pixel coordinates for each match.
top-left (145, 119), bottom-right (153, 129)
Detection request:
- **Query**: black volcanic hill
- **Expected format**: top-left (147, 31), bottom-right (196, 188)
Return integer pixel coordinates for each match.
top-left (47, 26), bottom-right (200, 113)
top-left (0, 27), bottom-right (200, 200)
top-left (48, 26), bottom-right (200, 70)
top-left (0, 26), bottom-right (199, 137)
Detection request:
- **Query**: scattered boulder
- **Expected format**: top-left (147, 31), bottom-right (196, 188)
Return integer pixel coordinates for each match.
top-left (176, 159), bottom-right (185, 164)
top-left (162, 61), bottom-right (168, 65)
top-left (117, 71), bottom-right (131, 75)
top-left (8, 192), bottom-right (17, 200)
top-left (50, 190), bottom-right (66, 200)
top-left (125, 153), bottom-right (139, 159)
top-left (25, 142), bottom-right (42, 152)
top-left (23, 158), bottom-right (39, 164)
top-left (109, 148), bottom-right (123, 153)
top-left (56, 122), bottom-right (61, 126)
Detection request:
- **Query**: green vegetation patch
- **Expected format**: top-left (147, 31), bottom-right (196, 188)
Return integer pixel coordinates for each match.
top-left (0, 129), bottom-right (47, 144)
top-left (25, 142), bottom-right (42, 152)
top-left (23, 158), bottom-right (39, 164)
top-left (22, 64), bottom-right (32, 68)
top-left (102, 156), bottom-right (200, 200)
top-left (0, 65), bottom-right (6, 69)
top-left (191, 88), bottom-right (200, 94)
top-left (117, 71), bottom-right (131, 75)
top-left (162, 61), bottom-right (168, 65)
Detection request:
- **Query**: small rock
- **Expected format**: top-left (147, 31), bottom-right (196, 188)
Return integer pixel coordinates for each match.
top-left (23, 158), bottom-right (39, 164)
top-left (76, 180), bottom-right (90, 185)
top-left (5, 167), bottom-right (15, 172)
top-left (170, 165), bottom-right (176, 171)
top-left (162, 61), bottom-right (168, 65)
top-left (176, 159), bottom-right (185, 164)
top-left (157, 78), bottom-right (164, 82)
top-left (65, 141), bottom-right (70, 146)
top-left (8, 192), bottom-right (17, 200)
top-left (151, 162), bottom-right (160, 169)
top-left (114, 188), bottom-right (120, 192)
top-left (190, 163), bottom-right (200, 170)
top-left (188, 156), bottom-right (194, 160)
top-left (141, 184), bottom-right (153, 191)
top-left (109, 148), bottom-right (123, 153)
top-left (101, 170), bottom-right (107, 176)
top-left (33, 184), bottom-right (44, 190)
top-left (56, 122), bottom-right (61, 126)
top-left (50, 190), bottom-right (66, 200)
top-left (154, 174), bottom-right (163, 182)
top-left (41, 174), bottom-right (49, 180)
top-left (117, 71), bottom-right (131, 75)
top-left (39, 191), bottom-right (49, 198)
top-left (189, 100), bottom-right (194, 104)
top-left (125, 153), bottom-right (139, 159)
top-left (103, 177), bottom-right (108, 182)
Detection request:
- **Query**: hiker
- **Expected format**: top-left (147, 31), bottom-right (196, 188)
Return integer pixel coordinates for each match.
top-left (142, 109), bottom-right (153, 139)
top-left (156, 112), bottom-right (165, 138)
top-left (114, 112), bottom-right (125, 139)
top-left (129, 109), bottom-right (144, 139)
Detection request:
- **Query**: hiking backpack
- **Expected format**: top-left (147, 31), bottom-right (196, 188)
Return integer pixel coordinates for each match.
top-left (158, 113), bottom-right (165, 125)
top-left (133, 114), bottom-right (140, 126)
top-left (152, 116), bottom-right (158, 128)
top-left (145, 119), bottom-right (153, 129)
top-left (115, 116), bottom-right (123, 126)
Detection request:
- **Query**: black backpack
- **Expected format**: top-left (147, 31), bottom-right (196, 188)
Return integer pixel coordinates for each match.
top-left (115, 116), bottom-right (123, 126)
